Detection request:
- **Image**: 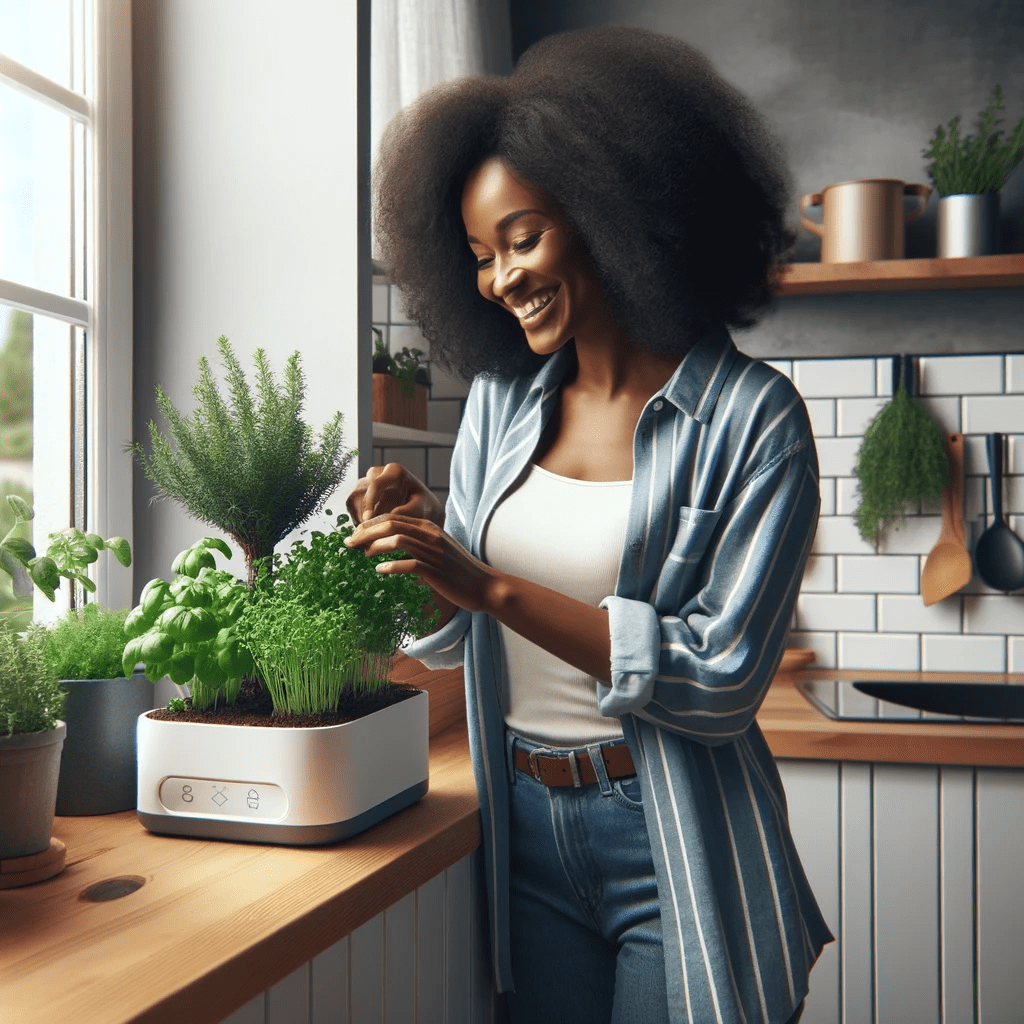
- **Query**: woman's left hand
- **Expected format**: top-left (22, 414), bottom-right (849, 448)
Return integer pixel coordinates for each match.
top-left (344, 514), bottom-right (499, 614)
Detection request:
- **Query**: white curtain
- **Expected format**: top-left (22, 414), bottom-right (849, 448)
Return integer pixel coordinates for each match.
top-left (371, 0), bottom-right (514, 175)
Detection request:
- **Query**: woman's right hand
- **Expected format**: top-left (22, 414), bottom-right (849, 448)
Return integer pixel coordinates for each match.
top-left (345, 463), bottom-right (445, 527)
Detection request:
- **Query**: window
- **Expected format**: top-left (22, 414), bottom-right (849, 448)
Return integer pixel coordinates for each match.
top-left (0, 0), bottom-right (132, 623)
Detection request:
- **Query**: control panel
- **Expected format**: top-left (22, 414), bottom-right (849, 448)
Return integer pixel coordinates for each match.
top-left (158, 777), bottom-right (288, 820)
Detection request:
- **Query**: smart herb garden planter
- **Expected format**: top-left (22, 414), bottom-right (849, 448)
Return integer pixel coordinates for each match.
top-left (136, 687), bottom-right (428, 845)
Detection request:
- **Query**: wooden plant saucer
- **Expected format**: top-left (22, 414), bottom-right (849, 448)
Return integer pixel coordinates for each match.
top-left (0, 838), bottom-right (67, 889)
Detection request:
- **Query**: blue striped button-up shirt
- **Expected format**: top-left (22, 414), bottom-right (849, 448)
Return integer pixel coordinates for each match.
top-left (403, 324), bottom-right (834, 1024)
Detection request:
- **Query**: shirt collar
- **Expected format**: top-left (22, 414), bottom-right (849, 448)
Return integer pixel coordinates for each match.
top-left (523, 323), bottom-right (736, 424)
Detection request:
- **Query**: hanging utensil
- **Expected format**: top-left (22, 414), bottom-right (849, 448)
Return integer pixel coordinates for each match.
top-left (921, 433), bottom-right (973, 605)
top-left (972, 432), bottom-right (1024, 592)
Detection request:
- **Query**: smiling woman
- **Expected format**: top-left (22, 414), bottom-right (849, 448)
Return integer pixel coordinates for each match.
top-left (356, 25), bottom-right (830, 1024)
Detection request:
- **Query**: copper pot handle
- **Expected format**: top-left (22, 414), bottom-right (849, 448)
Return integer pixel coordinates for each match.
top-left (903, 183), bottom-right (932, 223)
top-left (799, 192), bottom-right (825, 238)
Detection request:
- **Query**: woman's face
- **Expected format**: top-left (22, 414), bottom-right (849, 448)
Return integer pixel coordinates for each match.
top-left (460, 157), bottom-right (617, 357)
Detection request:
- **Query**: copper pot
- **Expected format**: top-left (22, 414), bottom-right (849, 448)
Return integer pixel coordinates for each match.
top-left (800, 178), bottom-right (931, 262)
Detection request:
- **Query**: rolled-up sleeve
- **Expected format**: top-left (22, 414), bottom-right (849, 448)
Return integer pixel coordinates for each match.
top-left (598, 433), bottom-right (819, 745)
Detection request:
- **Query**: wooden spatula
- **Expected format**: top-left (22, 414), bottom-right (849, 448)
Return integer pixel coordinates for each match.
top-left (921, 433), bottom-right (972, 606)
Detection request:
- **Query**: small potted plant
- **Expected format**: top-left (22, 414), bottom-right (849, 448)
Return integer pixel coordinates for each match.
top-left (0, 626), bottom-right (66, 877)
top-left (372, 327), bottom-right (430, 430)
top-left (923, 85), bottom-right (1024, 257)
top-left (128, 338), bottom-right (436, 845)
top-left (0, 498), bottom-right (146, 816)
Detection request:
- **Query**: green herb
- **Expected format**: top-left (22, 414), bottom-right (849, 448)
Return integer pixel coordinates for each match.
top-left (43, 527), bottom-right (131, 608)
top-left (166, 697), bottom-right (187, 713)
top-left (372, 328), bottom-right (430, 398)
top-left (43, 605), bottom-right (131, 681)
top-left (0, 626), bottom-right (65, 737)
top-left (923, 85), bottom-right (1024, 196)
top-left (853, 384), bottom-right (949, 545)
top-left (128, 337), bottom-right (357, 588)
top-left (239, 512), bottom-right (438, 716)
top-left (123, 538), bottom-right (253, 710)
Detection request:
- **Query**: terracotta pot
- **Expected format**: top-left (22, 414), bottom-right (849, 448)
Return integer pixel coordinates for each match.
top-left (800, 178), bottom-right (931, 262)
top-left (372, 373), bottom-right (428, 431)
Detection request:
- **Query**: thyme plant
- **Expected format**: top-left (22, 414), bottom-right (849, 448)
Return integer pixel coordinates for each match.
top-left (239, 512), bottom-right (438, 716)
top-left (43, 605), bottom-right (131, 681)
top-left (0, 627), bottom-right (65, 737)
top-left (129, 337), bottom-right (357, 588)
top-left (923, 85), bottom-right (1024, 196)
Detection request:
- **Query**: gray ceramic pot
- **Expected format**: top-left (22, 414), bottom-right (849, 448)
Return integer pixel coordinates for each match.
top-left (0, 722), bottom-right (66, 859)
top-left (55, 672), bottom-right (156, 815)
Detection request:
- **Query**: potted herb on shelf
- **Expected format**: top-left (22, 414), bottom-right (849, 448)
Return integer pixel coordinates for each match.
top-left (0, 626), bottom-right (66, 875)
top-left (923, 84), bottom-right (1024, 257)
top-left (372, 327), bottom-right (430, 431)
top-left (128, 339), bottom-right (436, 845)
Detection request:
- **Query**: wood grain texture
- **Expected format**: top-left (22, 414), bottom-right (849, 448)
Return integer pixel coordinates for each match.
top-left (775, 253), bottom-right (1024, 295)
top-left (760, 670), bottom-right (1024, 767)
top-left (0, 664), bottom-right (478, 1024)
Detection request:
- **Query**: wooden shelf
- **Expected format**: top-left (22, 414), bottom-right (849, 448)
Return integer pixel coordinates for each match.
top-left (775, 253), bottom-right (1024, 296)
top-left (372, 422), bottom-right (458, 447)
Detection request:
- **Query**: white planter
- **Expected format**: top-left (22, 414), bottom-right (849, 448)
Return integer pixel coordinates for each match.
top-left (937, 192), bottom-right (1000, 257)
top-left (136, 690), bottom-right (428, 845)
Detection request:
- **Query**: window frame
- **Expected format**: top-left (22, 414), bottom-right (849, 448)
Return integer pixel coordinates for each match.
top-left (0, 0), bottom-right (133, 618)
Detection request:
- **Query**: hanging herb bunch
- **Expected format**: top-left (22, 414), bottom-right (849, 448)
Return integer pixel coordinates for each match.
top-left (853, 356), bottom-right (949, 546)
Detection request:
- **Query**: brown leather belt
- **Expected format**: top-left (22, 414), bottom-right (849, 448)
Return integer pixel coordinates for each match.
top-left (514, 744), bottom-right (636, 787)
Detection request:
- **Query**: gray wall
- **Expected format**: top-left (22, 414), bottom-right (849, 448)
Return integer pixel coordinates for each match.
top-left (510, 0), bottom-right (1024, 357)
top-left (131, 1), bottom-right (370, 597)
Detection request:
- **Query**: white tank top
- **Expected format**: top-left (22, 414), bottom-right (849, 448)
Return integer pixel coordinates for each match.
top-left (482, 462), bottom-right (632, 747)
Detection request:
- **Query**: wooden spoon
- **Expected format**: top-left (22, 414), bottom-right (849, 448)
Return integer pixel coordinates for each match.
top-left (921, 433), bottom-right (972, 606)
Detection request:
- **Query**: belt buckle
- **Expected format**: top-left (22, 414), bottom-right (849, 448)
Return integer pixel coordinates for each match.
top-left (527, 748), bottom-right (544, 783)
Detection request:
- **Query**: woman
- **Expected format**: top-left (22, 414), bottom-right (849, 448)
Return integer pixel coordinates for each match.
top-left (345, 26), bottom-right (832, 1024)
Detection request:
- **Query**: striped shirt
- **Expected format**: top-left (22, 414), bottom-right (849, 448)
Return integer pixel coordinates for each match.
top-left (402, 324), bottom-right (834, 1024)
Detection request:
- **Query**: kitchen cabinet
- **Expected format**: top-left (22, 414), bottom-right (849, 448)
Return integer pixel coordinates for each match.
top-left (765, 670), bottom-right (1024, 1024)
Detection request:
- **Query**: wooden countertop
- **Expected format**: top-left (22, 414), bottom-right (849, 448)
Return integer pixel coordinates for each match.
top-left (4, 658), bottom-right (1022, 1024)
top-left (0, 658), bottom-right (477, 1024)
top-left (760, 667), bottom-right (1024, 768)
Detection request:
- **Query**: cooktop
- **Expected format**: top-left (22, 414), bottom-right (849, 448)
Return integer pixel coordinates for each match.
top-left (797, 679), bottom-right (1024, 724)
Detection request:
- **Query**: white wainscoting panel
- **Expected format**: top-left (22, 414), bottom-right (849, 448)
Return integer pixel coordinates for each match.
top-left (778, 760), bottom-right (1024, 1024)
top-left (222, 851), bottom-right (497, 1024)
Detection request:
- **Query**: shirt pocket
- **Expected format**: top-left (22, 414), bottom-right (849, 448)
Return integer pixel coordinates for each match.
top-left (653, 505), bottom-right (723, 613)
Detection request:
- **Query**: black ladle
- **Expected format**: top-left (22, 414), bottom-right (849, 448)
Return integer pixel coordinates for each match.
top-left (973, 433), bottom-right (1024, 592)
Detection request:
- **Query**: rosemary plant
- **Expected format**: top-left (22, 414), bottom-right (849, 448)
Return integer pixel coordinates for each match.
top-left (129, 337), bottom-right (357, 588)
top-left (923, 85), bottom-right (1024, 196)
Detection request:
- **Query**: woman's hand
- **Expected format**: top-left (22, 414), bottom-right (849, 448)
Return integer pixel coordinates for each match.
top-left (344, 513), bottom-right (497, 615)
top-left (345, 463), bottom-right (445, 527)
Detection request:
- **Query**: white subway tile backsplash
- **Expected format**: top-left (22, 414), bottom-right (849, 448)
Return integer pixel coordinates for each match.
top-left (801, 555), bottom-right (836, 593)
top-left (962, 395), bottom-right (1024, 435)
top-left (919, 355), bottom-right (1003, 396)
top-left (921, 634), bottom-right (1006, 673)
top-left (1007, 355), bottom-right (1024, 394)
top-left (818, 478), bottom-right (836, 517)
top-left (839, 632), bottom-right (920, 671)
top-left (804, 399), bottom-right (835, 438)
top-left (836, 477), bottom-right (860, 516)
top-left (876, 358), bottom-right (893, 397)
top-left (786, 631), bottom-right (836, 668)
top-left (838, 555), bottom-right (919, 594)
top-left (1009, 637), bottom-right (1024, 672)
top-left (878, 594), bottom-right (962, 634)
top-left (963, 596), bottom-right (1024, 635)
top-left (813, 515), bottom-right (875, 555)
top-left (877, 515), bottom-right (942, 556)
top-left (814, 437), bottom-right (862, 477)
top-left (1008, 435), bottom-right (1024, 475)
top-left (372, 283), bottom-right (390, 323)
top-left (794, 358), bottom-right (876, 398)
top-left (915, 395), bottom-right (961, 435)
top-left (836, 397), bottom-right (885, 437)
top-left (796, 593), bottom-right (875, 632)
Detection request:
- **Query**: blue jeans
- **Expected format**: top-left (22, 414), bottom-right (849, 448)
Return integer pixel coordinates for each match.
top-left (504, 732), bottom-right (808, 1024)
top-left (505, 732), bottom-right (668, 1024)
